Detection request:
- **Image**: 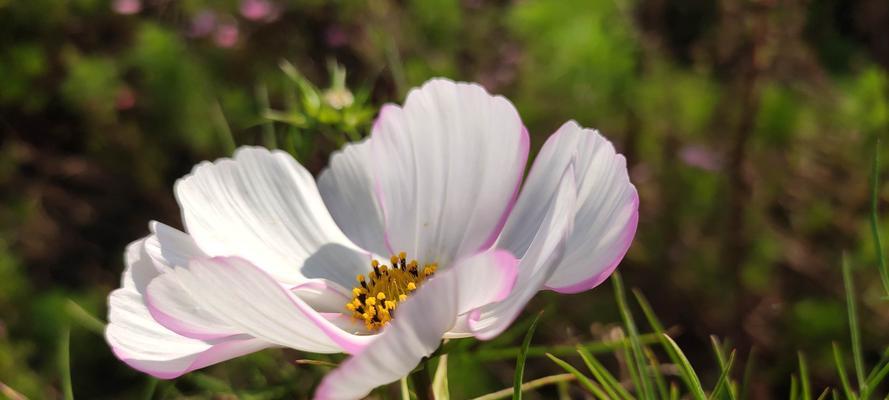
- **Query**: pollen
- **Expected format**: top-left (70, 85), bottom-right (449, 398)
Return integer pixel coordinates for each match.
top-left (347, 252), bottom-right (437, 331)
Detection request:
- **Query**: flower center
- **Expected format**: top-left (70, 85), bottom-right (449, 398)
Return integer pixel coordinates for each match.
top-left (346, 252), bottom-right (437, 331)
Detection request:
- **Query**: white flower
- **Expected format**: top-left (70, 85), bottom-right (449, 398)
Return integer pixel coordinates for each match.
top-left (105, 78), bottom-right (638, 400)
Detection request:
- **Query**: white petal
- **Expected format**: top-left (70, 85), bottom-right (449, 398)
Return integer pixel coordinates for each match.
top-left (313, 262), bottom-right (460, 400)
top-left (371, 79), bottom-right (529, 266)
top-left (452, 249), bottom-right (520, 315)
top-left (502, 121), bottom-right (638, 293)
top-left (291, 279), bottom-right (353, 314)
top-left (148, 256), bottom-right (374, 354)
top-left (470, 164), bottom-right (578, 339)
top-left (106, 237), bottom-right (271, 379)
top-left (141, 223), bottom-right (238, 340)
top-left (317, 138), bottom-right (389, 257)
top-left (175, 146), bottom-right (362, 284)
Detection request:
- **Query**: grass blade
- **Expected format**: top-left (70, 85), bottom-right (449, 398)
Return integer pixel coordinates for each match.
top-left (709, 350), bottom-right (736, 400)
top-left (661, 334), bottom-right (707, 400)
top-left (613, 273), bottom-right (655, 399)
top-left (832, 343), bottom-right (857, 400)
top-left (798, 352), bottom-right (812, 400)
top-left (815, 388), bottom-right (831, 400)
top-left (432, 354), bottom-right (450, 400)
top-left (576, 346), bottom-right (634, 400)
top-left (790, 375), bottom-right (798, 400)
top-left (709, 336), bottom-right (738, 400)
top-left (645, 347), bottom-right (670, 400)
top-left (59, 325), bottom-right (73, 400)
top-left (546, 353), bottom-right (610, 399)
top-left (870, 138), bottom-right (889, 296)
top-left (841, 254), bottom-right (867, 391)
top-left (740, 348), bottom-right (757, 400)
top-left (514, 312), bottom-right (543, 400)
top-left (471, 374), bottom-right (575, 400)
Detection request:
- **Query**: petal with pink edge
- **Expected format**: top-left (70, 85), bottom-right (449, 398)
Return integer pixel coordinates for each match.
top-left (504, 121), bottom-right (638, 293)
top-left (106, 236), bottom-right (271, 379)
top-left (470, 164), bottom-right (578, 339)
top-left (175, 146), bottom-right (363, 285)
top-left (371, 79), bottom-right (529, 267)
top-left (147, 256), bottom-right (374, 354)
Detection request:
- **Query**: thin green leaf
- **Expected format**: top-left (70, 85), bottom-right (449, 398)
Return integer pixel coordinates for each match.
top-left (709, 350), bottom-right (736, 400)
top-left (432, 354), bottom-right (450, 400)
top-left (644, 347), bottom-right (669, 400)
top-left (576, 346), bottom-right (633, 400)
top-left (59, 325), bottom-right (73, 400)
top-left (471, 374), bottom-right (575, 400)
top-left (832, 343), bottom-right (857, 400)
top-left (790, 375), bottom-right (799, 400)
top-left (815, 388), bottom-right (831, 400)
top-left (65, 299), bottom-right (105, 335)
top-left (546, 353), bottom-right (610, 399)
top-left (842, 254), bottom-right (867, 390)
top-left (142, 378), bottom-right (157, 400)
top-left (870, 138), bottom-right (889, 296)
top-left (798, 352), bottom-right (812, 400)
top-left (661, 334), bottom-right (707, 400)
top-left (740, 348), bottom-right (757, 400)
top-left (670, 383), bottom-right (680, 400)
top-left (622, 342), bottom-right (645, 398)
top-left (613, 273), bottom-right (655, 399)
top-left (401, 377), bottom-right (411, 400)
top-left (255, 83), bottom-right (277, 149)
top-left (862, 356), bottom-right (889, 399)
top-left (709, 337), bottom-right (737, 400)
top-left (464, 334), bottom-right (663, 362)
top-left (514, 312), bottom-right (543, 400)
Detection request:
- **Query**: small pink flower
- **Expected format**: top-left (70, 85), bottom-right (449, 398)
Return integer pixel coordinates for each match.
top-left (240, 0), bottom-right (276, 21)
top-left (105, 79), bottom-right (638, 399)
top-left (112, 0), bottom-right (141, 15)
top-left (213, 22), bottom-right (239, 48)
top-left (116, 87), bottom-right (137, 110)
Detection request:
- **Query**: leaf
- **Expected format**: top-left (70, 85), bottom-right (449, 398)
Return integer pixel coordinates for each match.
top-left (59, 325), bottom-right (73, 400)
top-left (612, 273), bottom-right (655, 399)
top-left (432, 354), bottom-right (450, 400)
top-left (832, 343), bottom-right (857, 400)
top-left (708, 350), bottom-right (736, 400)
top-left (842, 254), bottom-right (866, 391)
top-left (661, 334), bottom-right (707, 400)
top-left (546, 353), bottom-right (610, 399)
top-left (869, 138), bottom-right (889, 296)
top-left (576, 345), bottom-right (633, 400)
top-left (514, 311), bottom-right (543, 400)
top-left (798, 352), bottom-right (812, 400)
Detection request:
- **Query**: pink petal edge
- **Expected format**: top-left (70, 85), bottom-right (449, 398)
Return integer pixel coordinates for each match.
top-left (545, 190), bottom-right (639, 294)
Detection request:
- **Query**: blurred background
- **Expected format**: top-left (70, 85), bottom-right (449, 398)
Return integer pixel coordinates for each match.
top-left (1, 0), bottom-right (888, 398)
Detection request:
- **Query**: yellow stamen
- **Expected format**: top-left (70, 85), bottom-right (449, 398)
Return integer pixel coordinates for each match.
top-left (345, 251), bottom-right (437, 330)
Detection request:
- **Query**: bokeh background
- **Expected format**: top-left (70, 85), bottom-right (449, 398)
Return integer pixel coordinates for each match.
top-left (1, 0), bottom-right (888, 398)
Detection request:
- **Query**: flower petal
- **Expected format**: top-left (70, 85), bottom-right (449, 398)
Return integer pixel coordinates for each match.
top-left (469, 164), bottom-right (578, 339)
top-left (106, 237), bottom-right (271, 379)
top-left (142, 223), bottom-right (239, 340)
top-left (371, 79), bottom-right (529, 266)
top-left (147, 256), bottom-right (374, 354)
top-left (175, 146), bottom-right (362, 284)
top-left (502, 121), bottom-right (638, 293)
top-left (317, 137), bottom-right (389, 257)
top-left (452, 249), bottom-right (520, 315)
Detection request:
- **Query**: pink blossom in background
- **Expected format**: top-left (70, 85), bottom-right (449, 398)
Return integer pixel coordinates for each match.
top-left (112, 0), bottom-right (141, 15)
top-left (214, 22), bottom-right (239, 48)
top-left (189, 11), bottom-right (217, 38)
top-left (679, 144), bottom-right (721, 171)
top-left (116, 87), bottom-right (137, 110)
top-left (240, 0), bottom-right (276, 21)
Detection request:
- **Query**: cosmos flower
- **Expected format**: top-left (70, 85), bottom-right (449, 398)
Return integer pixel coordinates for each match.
top-left (105, 78), bottom-right (638, 399)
